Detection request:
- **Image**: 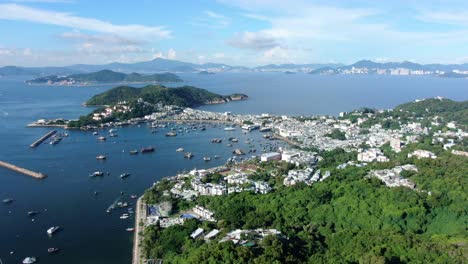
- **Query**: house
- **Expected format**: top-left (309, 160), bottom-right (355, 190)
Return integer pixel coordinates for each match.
top-left (408, 150), bottom-right (437, 159)
top-left (261, 152), bottom-right (282, 162)
top-left (190, 228), bottom-right (204, 239)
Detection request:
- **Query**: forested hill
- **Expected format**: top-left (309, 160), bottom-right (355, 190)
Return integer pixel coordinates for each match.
top-left (85, 85), bottom-right (248, 107)
top-left (395, 98), bottom-right (468, 124)
top-left (27, 69), bottom-right (182, 84)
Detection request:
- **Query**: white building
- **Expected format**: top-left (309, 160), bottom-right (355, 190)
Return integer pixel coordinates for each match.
top-left (261, 152), bottom-right (282, 162)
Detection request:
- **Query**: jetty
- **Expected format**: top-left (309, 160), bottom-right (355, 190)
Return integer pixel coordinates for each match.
top-left (0, 160), bottom-right (47, 179)
top-left (30, 130), bottom-right (57, 148)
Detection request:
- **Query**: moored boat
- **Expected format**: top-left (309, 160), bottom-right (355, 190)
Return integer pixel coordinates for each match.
top-left (176, 147), bottom-right (184, 152)
top-left (184, 152), bottom-right (194, 159)
top-left (48, 247), bottom-right (59, 254)
top-left (141, 147), bottom-right (155, 153)
top-left (89, 171), bottom-right (104, 177)
top-left (129, 150), bottom-right (138, 155)
top-left (22, 257), bottom-right (36, 264)
top-left (47, 226), bottom-right (60, 236)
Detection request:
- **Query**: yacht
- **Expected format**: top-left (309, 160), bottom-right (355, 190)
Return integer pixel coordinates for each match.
top-left (120, 173), bottom-right (130, 179)
top-left (176, 147), bottom-right (184, 152)
top-left (22, 257), bottom-right (36, 264)
top-left (89, 171), bottom-right (104, 177)
top-left (47, 226), bottom-right (60, 236)
top-left (2, 198), bottom-right (13, 204)
top-left (96, 155), bottom-right (106, 160)
top-left (48, 248), bottom-right (59, 254)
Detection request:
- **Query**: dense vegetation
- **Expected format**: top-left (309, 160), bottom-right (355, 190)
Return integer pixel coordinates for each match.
top-left (85, 85), bottom-right (246, 106)
top-left (141, 134), bottom-right (467, 263)
top-left (28, 69), bottom-right (182, 84)
top-left (325, 129), bottom-right (347, 140)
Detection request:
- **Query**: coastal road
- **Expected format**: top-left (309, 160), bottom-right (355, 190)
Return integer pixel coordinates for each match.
top-left (132, 197), bottom-right (147, 264)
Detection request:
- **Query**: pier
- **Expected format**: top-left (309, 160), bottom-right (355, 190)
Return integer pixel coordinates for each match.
top-left (0, 160), bottom-right (47, 179)
top-left (30, 130), bottom-right (57, 148)
top-left (132, 197), bottom-right (147, 264)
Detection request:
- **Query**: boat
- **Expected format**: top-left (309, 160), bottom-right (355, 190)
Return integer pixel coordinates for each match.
top-left (141, 147), bottom-right (155, 153)
top-left (120, 214), bottom-right (129, 219)
top-left (214, 155), bottom-right (220, 159)
top-left (22, 257), bottom-right (36, 264)
top-left (109, 133), bottom-right (118, 137)
top-left (120, 173), bottom-right (130, 179)
top-left (126, 227), bottom-right (135, 232)
top-left (2, 198), bottom-right (13, 204)
top-left (228, 137), bottom-right (238, 142)
top-left (109, 129), bottom-right (117, 133)
top-left (184, 152), bottom-right (194, 159)
top-left (224, 127), bottom-right (236, 131)
top-left (48, 248), bottom-right (59, 254)
top-left (211, 138), bottom-right (222, 143)
top-left (98, 136), bottom-right (106, 141)
top-left (130, 195), bottom-right (138, 199)
top-left (28, 211), bottom-right (39, 216)
top-left (259, 127), bottom-right (271, 132)
top-left (47, 226), bottom-right (60, 236)
top-left (203, 157), bottom-right (211, 161)
top-left (165, 131), bottom-right (177, 137)
top-left (96, 155), bottom-right (106, 160)
top-left (176, 147), bottom-right (184, 152)
top-left (129, 150), bottom-right (138, 155)
top-left (92, 131), bottom-right (98, 135)
top-left (89, 171), bottom-right (104, 177)
top-left (233, 149), bottom-right (246, 155)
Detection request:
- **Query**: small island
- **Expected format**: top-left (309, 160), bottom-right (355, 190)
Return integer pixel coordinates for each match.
top-left (26, 69), bottom-right (182, 85)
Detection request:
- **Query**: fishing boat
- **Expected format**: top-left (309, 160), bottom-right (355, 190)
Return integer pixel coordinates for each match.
top-left (96, 155), bottom-right (106, 160)
top-left (89, 171), bottom-right (104, 177)
top-left (120, 173), bottom-right (130, 179)
top-left (47, 248), bottom-right (59, 254)
top-left (176, 147), bottom-right (184, 152)
top-left (47, 226), bottom-right (60, 236)
top-left (22, 257), bottom-right (36, 264)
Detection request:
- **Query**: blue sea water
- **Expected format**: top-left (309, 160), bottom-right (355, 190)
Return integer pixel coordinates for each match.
top-left (0, 73), bottom-right (466, 264)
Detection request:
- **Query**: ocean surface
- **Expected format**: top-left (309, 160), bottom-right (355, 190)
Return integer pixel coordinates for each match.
top-left (0, 73), bottom-right (467, 264)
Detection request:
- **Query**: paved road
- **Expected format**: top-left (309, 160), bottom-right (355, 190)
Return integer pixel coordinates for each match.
top-left (132, 197), bottom-right (147, 264)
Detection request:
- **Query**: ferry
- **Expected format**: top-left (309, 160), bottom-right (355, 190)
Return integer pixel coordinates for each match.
top-left (47, 248), bottom-right (59, 254)
top-left (47, 226), bottom-right (60, 236)
top-left (22, 257), bottom-right (36, 264)
top-left (141, 147), bottom-right (155, 153)
top-left (96, 155), bottom-right (106, 160)
top-left (89, 171), bottom-right (104, 177)
top-left (120, 173), bottom-right (130, 179)
top-left (184, 152), bottom-right (194, 159)
top-left (224, 127), bottom-right (236, 131)
top-left (176, 147), bottom-right (184, 152)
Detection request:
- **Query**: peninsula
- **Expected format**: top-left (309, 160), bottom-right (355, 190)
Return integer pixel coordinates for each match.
top-left (26, 69), bottom-right (182, 85)
top-left (63, 85), bottom-right (247, 128)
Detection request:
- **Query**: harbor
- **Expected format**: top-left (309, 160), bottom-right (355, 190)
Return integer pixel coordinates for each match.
top-left (29, 130), bottom-right (57, 148)
top-left (0, 160), bottom-right (47, 179)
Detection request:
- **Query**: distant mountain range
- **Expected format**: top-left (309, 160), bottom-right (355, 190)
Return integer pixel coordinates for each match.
top-left (1, 58), bottom-right (468, 77)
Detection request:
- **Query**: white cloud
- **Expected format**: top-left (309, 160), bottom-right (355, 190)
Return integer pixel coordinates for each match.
top-left (191, 10), bottom-right (231, 28)
top-left (0, 4), bottom-right (171, 40)
top-left (214, 52), bottom-right (225, 59)
top-left (12, 0), bottom-right (74, 3)
top-left (167, 48), bottom-right (177, 59)
top-left (417, 10), bottom-right (468, 25)
top-left (227, 31), bottom-right (282, 50)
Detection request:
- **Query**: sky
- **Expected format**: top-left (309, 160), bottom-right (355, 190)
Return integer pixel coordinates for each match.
top-left (1, 0), bottom-right (468, 67)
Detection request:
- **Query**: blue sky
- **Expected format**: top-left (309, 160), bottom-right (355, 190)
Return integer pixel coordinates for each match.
top-left (1, 0), bottom-right (468, 66)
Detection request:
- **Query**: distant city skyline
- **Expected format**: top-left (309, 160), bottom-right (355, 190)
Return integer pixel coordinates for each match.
top-left (1, 0), bottom-right (468, 66)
